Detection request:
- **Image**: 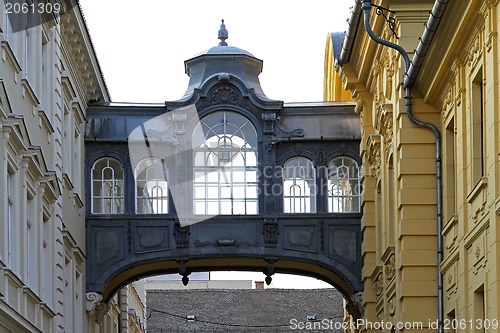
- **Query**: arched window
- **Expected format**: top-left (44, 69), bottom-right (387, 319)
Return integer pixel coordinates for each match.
top-left (135, 158), bottom-right (168, 214)
top-left (92, 157), bottom-right (124, 214)
top-left (283, 157), bottom-right (316, 213)
top-left (328, 156), bottom-right (360, 213)
top-left (193, 111), bottom-right (258, 215)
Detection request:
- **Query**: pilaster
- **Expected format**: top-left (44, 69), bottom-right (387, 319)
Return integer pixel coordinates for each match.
top-left (0, 129), bottom-right (9, 264)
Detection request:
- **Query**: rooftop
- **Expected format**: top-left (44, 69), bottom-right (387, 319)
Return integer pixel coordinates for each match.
top-left (147, 288), bottom-right (344, 332)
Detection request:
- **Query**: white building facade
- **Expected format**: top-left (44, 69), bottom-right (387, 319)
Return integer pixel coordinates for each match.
top-left (0, 1), bottom-right (145, 332)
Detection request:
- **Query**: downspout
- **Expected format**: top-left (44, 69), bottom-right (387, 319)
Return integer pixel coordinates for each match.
top-left (359, 1), bottom-right (447, 332)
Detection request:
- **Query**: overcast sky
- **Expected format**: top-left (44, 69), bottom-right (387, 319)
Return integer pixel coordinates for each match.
top-left (79, 0), bottom-right (353, 103)
top-left (78, 0), bottom-right (354, 289)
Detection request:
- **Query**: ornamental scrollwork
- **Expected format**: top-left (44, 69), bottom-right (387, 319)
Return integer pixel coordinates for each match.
top-left (86, 292), bottom-right (110, 325)
top-left (211, 86), bottom-right (239, 105)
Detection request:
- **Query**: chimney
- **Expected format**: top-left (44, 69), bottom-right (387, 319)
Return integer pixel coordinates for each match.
top-left (255, 281), bottom-right (265, 289)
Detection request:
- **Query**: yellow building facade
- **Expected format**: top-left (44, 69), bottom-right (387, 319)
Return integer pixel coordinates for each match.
top-left (328, 0), bottom-right (500, 331)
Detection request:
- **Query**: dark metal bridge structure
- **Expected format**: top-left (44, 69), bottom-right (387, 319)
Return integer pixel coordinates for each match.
top-left (83, 29), bottom-right (363, 322)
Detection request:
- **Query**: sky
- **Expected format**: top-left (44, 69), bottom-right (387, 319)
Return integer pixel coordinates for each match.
top-left (78, 0), bottom-right (354, 289)
top-left (79, 0), bottom-right (353, 103)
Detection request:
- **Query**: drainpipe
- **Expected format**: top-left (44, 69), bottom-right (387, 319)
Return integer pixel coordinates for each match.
top-left (359, 1), bottom-right (447, 332)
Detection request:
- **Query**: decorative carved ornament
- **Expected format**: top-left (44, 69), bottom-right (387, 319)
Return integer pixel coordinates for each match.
top-left (441, 88), bottom-right (453, 116)
top-left (385, 55), bottom-right (395, 100)
top-left (385, 254), bottom-right (395, 281)
top-left (444, 261), bottom-right (458, 300)
top-left (85, 292), bottom-right (102, 313)
top-left (475, 246), bottom-right (481, 259)
top-left (381, 107), bottom-right (393, 157)
top-left (174, 220), bottom-right (190, 249)
top-left (389, 298), bottom-right (396, 316)
top-left (467, 35), bottom-right (481, 68)
top-left (86, 292), bottom-right (109, 325)
top-left (367, 136), bottom-right (382, 179)
top-left (472, 234), bottom-right (488, 276)
top-left (345, 292), bottom-right (364, 320)
top-left (211, 86), bottom-right (239, 105)
top-left (383, 118), bottom-right (393, 153)
top-left (263, 218), bottom-right (279, 248)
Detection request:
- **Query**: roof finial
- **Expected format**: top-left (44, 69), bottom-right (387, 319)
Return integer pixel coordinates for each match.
top-left (218, 19), bottom-right (228, 46)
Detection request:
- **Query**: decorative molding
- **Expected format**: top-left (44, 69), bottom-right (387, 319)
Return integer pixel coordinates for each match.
top-left (443, 214), bottom-right (459, 254)
top-left (367, 134), bottom-right (382, 179)
top-left (264, 124), bottom-right (303, 151)
top-left (211, 86), bottom-right (240, 105)
top-left (86, 292), bottom-right (110, 324)
top-left (264, 258), bottom-right (277, 285)
top-left (216, 239), bottom-right (236, 247)
top-left (172, 113), bottom-right (187, 134)
top-left (467, 177), bottom-right (487, 204)
top-left (380, 104), bottom-right (393, 157)
top-left (38, 110), bottom-right (55, 134)
top-left (262, 112), bottom-right (276, 135)
top-left (174, 220), bottom-right (190, 249)
top-left (1, 41), bottom-right (22, 76)
top-left (467, 34), bottom-right (482, 69)
top-left (263, 218), bottom-right (279, 248)
top-left (385, 254), bottom-right (395, 281)
top-left (389, 297), bottom-right (396, 316)
top-left (94, 303), bottom-right (110, 325)
top-left (21, 79), bottom-right (40, 106)
top-left (345, 292), bottom-right (364, 320)
top-left (316, 151), bottom-right (326, 166)
top-left (85, 292), bottom-right (103, 313)
top-left (60, 14), bottom-right (103, 102)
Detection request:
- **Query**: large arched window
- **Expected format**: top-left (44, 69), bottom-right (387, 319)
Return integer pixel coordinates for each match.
top-left (193, 111), bottom-right (258, 215)
top-left (283, 157), bottom-right (316, 213)
top-left (135, 158), bottom-right (168, 214)
top-left (92, 157), bottom-right (124, 214)
top-left (328, 156), bottom-right (360, 213)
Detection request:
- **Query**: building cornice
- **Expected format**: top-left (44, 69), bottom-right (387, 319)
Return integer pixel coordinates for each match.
top-left (60, 4), bottom-right (110, 103)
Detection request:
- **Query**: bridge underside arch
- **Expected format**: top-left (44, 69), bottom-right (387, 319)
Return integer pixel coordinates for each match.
top-left (102, 257), bottom-right (360, 302)
top-left (86, 254), bottom-right (364, 323)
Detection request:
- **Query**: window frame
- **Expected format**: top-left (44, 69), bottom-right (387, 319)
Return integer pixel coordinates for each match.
top-left (192, 111), bottom-right (259, 215)
top-left (327, 156), bottom-right (361, 213)
top-left (282, 156), bottom-right (317, 214)
top-left (91, 157), bottom-right (124, 214)
top-left (135, 157), bottom-right (169, 214)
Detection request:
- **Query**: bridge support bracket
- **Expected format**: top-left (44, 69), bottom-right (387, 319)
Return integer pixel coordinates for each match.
top-left (345, 291), bottom-right (364, 320)
top-left (86, 292), bottom-right (110, 325)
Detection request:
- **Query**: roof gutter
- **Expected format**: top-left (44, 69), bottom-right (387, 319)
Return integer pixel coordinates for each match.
top-left (336, 0), bottom-right (362, 66)
top-left (403, 0), bottom-right (449, 89)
